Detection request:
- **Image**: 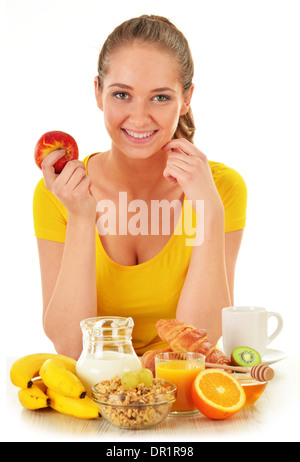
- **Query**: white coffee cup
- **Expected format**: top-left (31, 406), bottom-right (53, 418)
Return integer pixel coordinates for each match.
top-left (222, 306), bottom-right (283, 358)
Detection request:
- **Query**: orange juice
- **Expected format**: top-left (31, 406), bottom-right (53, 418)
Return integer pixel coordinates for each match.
top-left (156, 360), bottom-right (205, 413)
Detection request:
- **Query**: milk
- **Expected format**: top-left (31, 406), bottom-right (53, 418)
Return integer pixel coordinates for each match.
top-left (76, 351), bottom-right (142, 395)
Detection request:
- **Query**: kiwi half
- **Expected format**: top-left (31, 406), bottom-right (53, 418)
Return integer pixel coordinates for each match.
top-left (231, 346), bottom-right (262, 367)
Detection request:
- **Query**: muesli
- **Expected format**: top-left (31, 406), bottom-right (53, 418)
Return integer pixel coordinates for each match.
top-left (93, 376), bottom-right (175, 427)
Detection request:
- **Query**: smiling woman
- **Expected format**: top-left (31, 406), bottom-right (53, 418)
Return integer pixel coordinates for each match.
top-left (94, 40), bottom-right (194, 160)
top-left (97, 15), bottom-right (195, 143)
top-left (32, 15), bottom-right (247, 359)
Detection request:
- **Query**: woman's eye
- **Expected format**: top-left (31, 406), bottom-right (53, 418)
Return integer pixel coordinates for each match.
top-left (113, 92), bottom-right (129, 100)
top-left (153, 95), bottom-right (170, 102)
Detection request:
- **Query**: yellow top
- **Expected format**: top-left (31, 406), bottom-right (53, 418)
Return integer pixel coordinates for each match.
top-left (33, 154), bottom-right (247, 355)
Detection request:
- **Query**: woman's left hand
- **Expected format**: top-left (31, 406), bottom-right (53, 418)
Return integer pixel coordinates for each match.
top-left (162, 138), bottom-right (224, 216)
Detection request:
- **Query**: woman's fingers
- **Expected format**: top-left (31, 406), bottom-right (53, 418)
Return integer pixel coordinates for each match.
top-left (40, 151), bottom-right (95, 218)
top-left (42, 151), bottom-right (88, 197)
top-left (162, 139), bottom-right (208, 185)
top-left (167, 149), bottom-right (191, 164)
top-left (64, 163), bottom-right (88, 190)
top-left (163, 162), bottom-right (187, 184)
top-left (57, 160), bottom-right (85, 184)
top-left (41, 150), bottom-right (66, 188)
top-left (162, 138), bottom-right (207, 160)
top-left (51, 161), bottom-right (86, 196)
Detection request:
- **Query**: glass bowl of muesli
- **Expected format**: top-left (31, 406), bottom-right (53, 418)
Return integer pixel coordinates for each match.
top-left (92, 375), bottom-right (177, 429)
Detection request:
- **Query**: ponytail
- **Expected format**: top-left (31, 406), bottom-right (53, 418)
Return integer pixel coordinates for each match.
top-left (174, 107), bottom-right (195, 143)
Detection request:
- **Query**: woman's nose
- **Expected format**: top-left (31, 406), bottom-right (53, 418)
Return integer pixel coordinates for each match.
top-left (128, 101), bottom-right (151, 125)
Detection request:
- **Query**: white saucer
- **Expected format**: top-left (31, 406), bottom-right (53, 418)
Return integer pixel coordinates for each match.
top-left (217, 339), bottom-right (287, 365)
top-left (261, 348), bottom-right (287, 365)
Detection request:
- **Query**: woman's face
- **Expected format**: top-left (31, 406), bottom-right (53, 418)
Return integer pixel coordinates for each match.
top-left (95, 42), bottom-right (193, 160)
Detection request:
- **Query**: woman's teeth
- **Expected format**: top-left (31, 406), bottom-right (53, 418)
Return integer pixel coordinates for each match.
top-left (124, 129), bottom-right (156, 139)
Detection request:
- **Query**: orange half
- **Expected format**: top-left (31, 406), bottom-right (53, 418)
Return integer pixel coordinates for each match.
top-left (191, 369), bottom-right (246, 420)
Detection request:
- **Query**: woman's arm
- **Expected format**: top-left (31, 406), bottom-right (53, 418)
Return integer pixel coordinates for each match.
top-left (162, 139), bottom-right (244, 345)
top-left (225, 229), bottom-right (244, 305)
top-left (37, 150), bottom-right (97, 359)
top-left (175, 207), bottom-right (230, 345)
top-left (176, 226), bottom-right (244, 345)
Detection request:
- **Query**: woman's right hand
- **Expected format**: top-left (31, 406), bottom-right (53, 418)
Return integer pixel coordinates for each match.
top-left (41, 150), bottom-right (96, 219)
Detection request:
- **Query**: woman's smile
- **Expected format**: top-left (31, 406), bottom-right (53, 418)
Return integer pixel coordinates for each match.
top-left (121, 128), bottom-right (159, 144)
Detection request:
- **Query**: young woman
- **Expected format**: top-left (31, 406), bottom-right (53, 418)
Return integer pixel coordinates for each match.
top-left (33, 15), bottom-right (247, 360)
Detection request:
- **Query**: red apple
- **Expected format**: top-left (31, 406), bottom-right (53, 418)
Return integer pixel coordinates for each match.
top-left (34, 130), bottom-right (79, 173)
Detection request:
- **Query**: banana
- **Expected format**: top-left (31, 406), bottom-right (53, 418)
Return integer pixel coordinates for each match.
top-left (32, 377), bottom-right (47, 394)
top-left (18, 384), bottom-right (51, 410)
top-left (10, 353), bottom-right (77, 388)
top-left (46, 388), bottom-right (99, 419)
top-left (31, 377), bottom-right (48, 393)
top-left (40, 359), bottom-right (86, 399)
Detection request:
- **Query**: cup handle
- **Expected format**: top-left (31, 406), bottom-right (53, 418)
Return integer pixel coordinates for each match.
top-left (267, 312), bottom-right (283, 345)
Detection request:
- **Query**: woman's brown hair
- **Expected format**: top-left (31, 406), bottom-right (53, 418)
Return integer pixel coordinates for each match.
top-left (97, 15), bottom-right (195, 143)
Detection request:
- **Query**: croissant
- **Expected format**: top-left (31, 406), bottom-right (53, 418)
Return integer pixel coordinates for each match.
top-left (156, 319), bottom-right (230, 364)
top-left (141, 319), bottom-right (230, 375)
top-left (140, 348), bottom-right (171, 376)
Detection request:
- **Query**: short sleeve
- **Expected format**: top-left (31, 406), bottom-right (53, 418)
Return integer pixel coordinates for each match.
top-left (209, 162), bottom-right (247, 233)
top-left (33, 178), bottom-right (67, 243)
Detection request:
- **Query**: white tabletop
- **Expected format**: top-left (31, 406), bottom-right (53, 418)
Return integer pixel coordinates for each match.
top-left (4, 353), bottom-right (300, 442)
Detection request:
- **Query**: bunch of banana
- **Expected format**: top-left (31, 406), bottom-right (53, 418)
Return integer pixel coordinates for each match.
top-left (10, 353), bottom-right (99, 419)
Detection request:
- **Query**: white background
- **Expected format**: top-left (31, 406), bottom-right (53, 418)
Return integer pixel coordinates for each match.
top-left (2, 0), bottom-right (300, 441)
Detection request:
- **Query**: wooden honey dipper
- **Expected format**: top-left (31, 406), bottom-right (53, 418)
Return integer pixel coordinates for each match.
top-left (205, 362), bottom-right (274, 382)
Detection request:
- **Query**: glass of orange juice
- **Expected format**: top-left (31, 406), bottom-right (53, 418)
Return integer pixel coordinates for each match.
top-left (155, 352), bottom-right (205, 415)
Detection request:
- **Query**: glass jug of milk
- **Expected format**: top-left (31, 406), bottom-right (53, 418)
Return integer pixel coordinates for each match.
top-left (76, 317), bottom-right (141, 394)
